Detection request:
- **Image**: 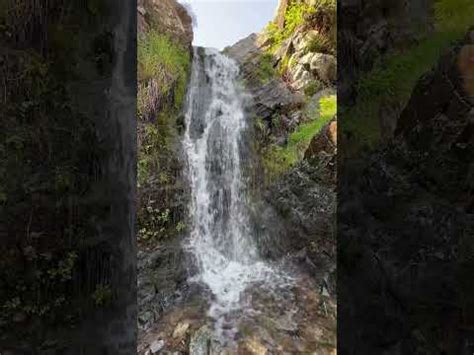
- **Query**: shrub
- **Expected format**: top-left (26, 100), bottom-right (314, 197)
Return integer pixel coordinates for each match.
top-left (304, 81), bottom-right (322, 97)
top-left (265, 1), bottom-right (316, 51)
top-left (307, 33), bottom-right (333, 54)
top-left (255, 53), bottom-right (276, 84)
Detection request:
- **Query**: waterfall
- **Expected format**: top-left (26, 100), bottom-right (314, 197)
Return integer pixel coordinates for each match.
top-left (182, 48), bottom-right (284, 326)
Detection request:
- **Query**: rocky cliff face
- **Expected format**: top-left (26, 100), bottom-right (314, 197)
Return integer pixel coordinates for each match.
top-left (224, 1), bottom-right (339, 331)
top-left (225, 0), bottom-right (336, 136)
top-left (339, 30), bottom-right (474, 354)
top-left (224, 0), bottom-right (338, 277)
top-left (339, 0), bottom-right (434, 104)
top-left (0, 1), bottom-right (136, 353)
top-left (136, 0), bottom-right (194, 333)
top-left (138, 0), bottom-right (193, 46)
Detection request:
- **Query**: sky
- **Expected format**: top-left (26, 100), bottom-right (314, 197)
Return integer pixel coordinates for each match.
top-left (179, 0), bottom-right (279, 50)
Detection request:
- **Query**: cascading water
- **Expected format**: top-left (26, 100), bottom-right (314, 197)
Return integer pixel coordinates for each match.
top-left (182, 48), bottom-right (288, 334)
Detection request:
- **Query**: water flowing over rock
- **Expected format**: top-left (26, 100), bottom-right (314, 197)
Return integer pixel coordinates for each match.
top-left (182, 48), bottom-right (289, 332)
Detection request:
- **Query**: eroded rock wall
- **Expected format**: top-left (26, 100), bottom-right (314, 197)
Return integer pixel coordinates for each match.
top-left (136, 0), bottom-right (194, 333)
top-left (339, 30), bottom-right (474, 354)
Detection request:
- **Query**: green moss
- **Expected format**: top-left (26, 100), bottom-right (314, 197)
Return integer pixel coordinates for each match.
top-left (343, 0), bottom-right (473, 152)
top-left (278, 54), bottom-right (290, 76)
top-left (344, 30), bottom-right (466, 150)
top-left (91, 285), bottom-right (113, 306)
top-left (290, 95), bottom-right (336, 144)
top-left (263, 95), bottom-right (336, 181)
top-left (138, 31), bottom-right (189, 82)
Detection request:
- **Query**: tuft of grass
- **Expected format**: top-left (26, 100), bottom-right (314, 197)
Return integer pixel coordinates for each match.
top-left (138, 31), bottom-right (190, 82)
top-left (290, 95), bottom-right (336, 145)
top-left (263, 95), bottom-right (336, 181)
top-left (137, 31), bottom-right (190, 116)
top-left (307, 32), bottom-right (333, 54)
top-left (255, 53), bottom-right (276, 84)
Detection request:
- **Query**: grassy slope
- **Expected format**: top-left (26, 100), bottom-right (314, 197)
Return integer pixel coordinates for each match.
top-left (137, 31), bottom-right (191, 244)
top-left (344, 0), bottom-right (474, 151)
top-left (263, 95), bottom-right (336, 180)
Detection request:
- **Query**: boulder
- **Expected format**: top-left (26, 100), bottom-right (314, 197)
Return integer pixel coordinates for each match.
top-left (292, 70), bottom-right (313, 91)
top-left (310, 54), bottom-right (336, 83)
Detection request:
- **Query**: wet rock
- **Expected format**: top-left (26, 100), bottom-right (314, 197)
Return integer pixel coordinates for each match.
top-left (12, 312), bottom-right (27, 323)
top-left (172, 321), bottom-right (190, 339)
top-left (189, 326), bottom-right (212, 355)
top-left (150, 339), bottom-right (164, 354)
top-left (225, 33), bottom-right (305, 126)
top-left (138, 237), bottom-right (188, 331)
top-left (239, 337), bottom-right (267, 355)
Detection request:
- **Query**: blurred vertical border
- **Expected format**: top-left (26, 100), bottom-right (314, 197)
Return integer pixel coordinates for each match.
top-left (338, 0), bottom-right (474, 353)
top-left (0, 0), bottom-right (137, 353)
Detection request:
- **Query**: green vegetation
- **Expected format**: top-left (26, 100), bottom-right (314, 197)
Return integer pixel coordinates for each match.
top-left (434, 0), bottom-right (474, 31)
top-left (0, 0), bottom-right (116, 343)
top-left (137, 31), bottom-right (191, 246)
top-left (92, 285), bottom-right (113, 307)
top-left (138, 31), bottom-right (190, 117)
top-left (343, 0), bottom-right (473, 151)
top-left (262, 95), bottom-right (336, 180)
top-left (304, 81), bottom-right (322, 96)
top-left (255, 53), bottom-right (277, 84)
top-left (265, 1), bottom-right (316, 51)
top-left (306, 32), bottom-right (333, 54)
top-left (265, 0), bottom-right (336, 52)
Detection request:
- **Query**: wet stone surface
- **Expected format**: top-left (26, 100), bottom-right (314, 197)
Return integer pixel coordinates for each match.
top-left (138, 267), bottom-right (336, 354)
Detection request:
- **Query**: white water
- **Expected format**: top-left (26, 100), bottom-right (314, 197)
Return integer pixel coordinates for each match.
top-left (182, 48), bottom-right (288, 328)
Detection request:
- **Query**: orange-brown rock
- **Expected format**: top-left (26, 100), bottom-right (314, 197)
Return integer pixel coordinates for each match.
top-left (137, 0), bottom-right (193, 47)
top-left (304, 116), bottom-right (337, 159)
top-left (458, 43), bottom-right (474, 100)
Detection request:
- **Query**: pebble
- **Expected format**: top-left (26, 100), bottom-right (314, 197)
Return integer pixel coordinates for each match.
top-left (150, 339), bottom-right (164, 354)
